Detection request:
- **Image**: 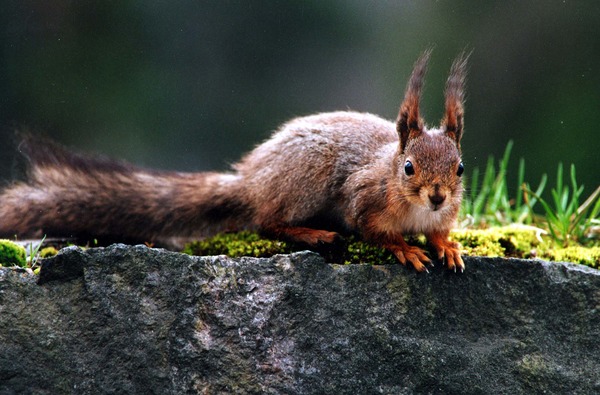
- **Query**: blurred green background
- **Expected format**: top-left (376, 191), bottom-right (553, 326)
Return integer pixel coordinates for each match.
top-left (1, 1), bottom-right (598, 195)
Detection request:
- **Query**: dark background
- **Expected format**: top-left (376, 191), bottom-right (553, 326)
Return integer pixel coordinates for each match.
top-left (1, 1), bottom-right (598, 196)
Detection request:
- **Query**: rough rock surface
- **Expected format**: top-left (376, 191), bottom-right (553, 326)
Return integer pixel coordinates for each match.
top-left (1, 245), bottom-right (599, 394)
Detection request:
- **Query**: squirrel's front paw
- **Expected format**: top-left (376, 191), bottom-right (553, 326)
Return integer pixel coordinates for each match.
top-left (443, 242), bottom-right (465, 272)
top-left (428, 235), bottom-right (465, 272)
top-left (386, 243), bottom-right (431, 273)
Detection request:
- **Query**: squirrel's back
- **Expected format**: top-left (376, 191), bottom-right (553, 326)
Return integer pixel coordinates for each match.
top-left (235, 111), bottom-right (399, 230)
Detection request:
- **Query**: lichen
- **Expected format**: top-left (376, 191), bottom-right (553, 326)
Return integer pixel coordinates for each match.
top-left (516, 354), bottom-right (555, 392)
top-left (0, 239), bottom-right (27, 268)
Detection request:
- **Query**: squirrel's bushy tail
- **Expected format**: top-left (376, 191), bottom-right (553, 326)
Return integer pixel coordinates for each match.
top-left (0, 135), bottom-right (250, 247)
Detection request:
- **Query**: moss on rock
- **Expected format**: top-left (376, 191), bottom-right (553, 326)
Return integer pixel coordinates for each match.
top-left (342, 238), bottom-right (398, 265)
top-left (183, 226), bottom-right (599, 269)
top-left (542, 246), bottom-right (600, 268)
top-left (450, 229), bottom-right (506, 257)
top-left (0, 240), bottom-right (27, 268)
top-left (40, 247), bottom-right (59, 259)
top-left (182, 231), bottom-right (292, 258)
top-left (451, 226), bottom-right (546, 259)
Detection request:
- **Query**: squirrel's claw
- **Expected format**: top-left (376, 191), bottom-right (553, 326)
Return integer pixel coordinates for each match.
top-left (386, 243), bottom-right (430, 273)
top-left (427, 234), bottom-right (465, 273)
top-left (441, 247), bottom-right (464, 272)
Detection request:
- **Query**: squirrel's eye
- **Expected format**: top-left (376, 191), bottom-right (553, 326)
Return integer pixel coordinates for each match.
top-left (404, 160), bottom-right (415, 176)
top-left (457, 162), bottom-right (464, 177)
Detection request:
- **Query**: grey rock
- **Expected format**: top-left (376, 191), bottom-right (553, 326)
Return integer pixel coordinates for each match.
top-left (1, 244), bottom-right (599, 394)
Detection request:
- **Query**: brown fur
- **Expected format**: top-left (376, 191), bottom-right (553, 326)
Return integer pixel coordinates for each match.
top-left (0, 51), bottom-right (469, 271)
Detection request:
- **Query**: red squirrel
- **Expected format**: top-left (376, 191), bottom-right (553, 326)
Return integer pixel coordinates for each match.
top-left (0, 50), bottom-right (468, 272)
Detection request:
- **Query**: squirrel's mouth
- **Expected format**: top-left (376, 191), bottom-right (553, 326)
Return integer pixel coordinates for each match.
top-left (427, 190), bottom-right (448, 211)
top-left (428, 199), bottom-right (450, 212)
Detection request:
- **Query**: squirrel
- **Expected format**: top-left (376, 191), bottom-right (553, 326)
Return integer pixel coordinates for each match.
top-left (0, 50), bottom-right (468, 272)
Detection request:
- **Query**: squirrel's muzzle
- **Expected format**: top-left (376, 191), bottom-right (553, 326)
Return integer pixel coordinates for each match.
top-left (428, 193), bottom-right (446, 210)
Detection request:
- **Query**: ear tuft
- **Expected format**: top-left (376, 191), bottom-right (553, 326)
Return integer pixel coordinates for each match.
top-left (397, 49), bottom-right (432, 153)
top-left (441, 50), bottom-right (470, 148)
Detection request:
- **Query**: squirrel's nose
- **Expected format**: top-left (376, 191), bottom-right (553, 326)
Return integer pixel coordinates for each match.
top-left (429, 193), bottom-right (446, 207)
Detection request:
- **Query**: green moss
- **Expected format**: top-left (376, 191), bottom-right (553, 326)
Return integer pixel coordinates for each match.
top-left (342, 238), bottom-right (397, 265)
top-left (0, 239), bottom-right (27, 268)
top-left (40, 247), bottom-right (59, 258)
top-left (453, 226), bottom-right (599, 268)
top-left (541, 246), bottom-right (600, 268)
top-left (452, 226), bottom-right (546, 259)
top-left (182, 231), bottom-right (292, 258)
top-left (182, 227), bottom-right (599, 269)
top-left (450, 229), bottom-right (506, 257)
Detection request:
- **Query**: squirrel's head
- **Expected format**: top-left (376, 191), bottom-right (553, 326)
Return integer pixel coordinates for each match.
top-left (395, 50), bottom-right (469, 213)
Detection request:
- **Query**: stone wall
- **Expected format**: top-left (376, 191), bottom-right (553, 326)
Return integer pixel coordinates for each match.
top-left (1, 245), bottom-right (599, 394)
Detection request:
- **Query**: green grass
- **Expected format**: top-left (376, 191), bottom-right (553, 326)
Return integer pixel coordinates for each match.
top-left (460, 140), bottom-right (547, 228)
top-left (26, 235), bottom-right (46, 271)
top-left (460, 140), bottom-right (599, 249)
top-left (528, 164), bottom-right (600, 247)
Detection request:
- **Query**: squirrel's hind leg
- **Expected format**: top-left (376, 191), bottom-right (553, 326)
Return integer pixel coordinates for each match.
top-left (264, 225), bottom-right (339, 245)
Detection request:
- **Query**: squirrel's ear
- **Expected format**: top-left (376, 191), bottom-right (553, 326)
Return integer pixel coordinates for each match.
top-left (441, 51), bottom-right (470, 149)
top-left (397, 50), bottom-right (431, 153)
